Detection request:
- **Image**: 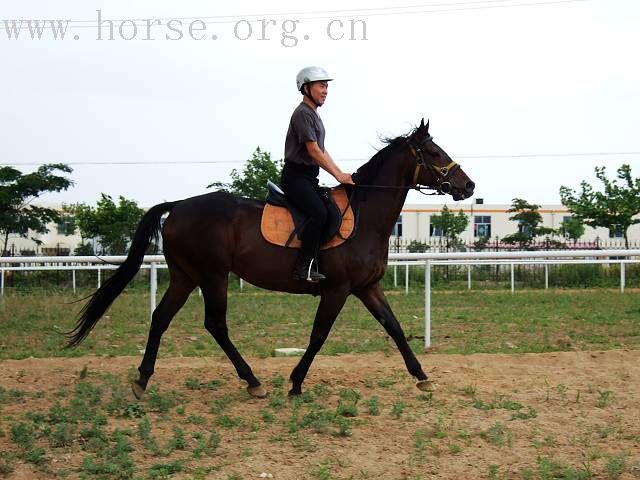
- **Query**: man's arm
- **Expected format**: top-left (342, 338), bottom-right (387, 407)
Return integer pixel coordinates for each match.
top-left (305, 141), bottom-right (354, 184)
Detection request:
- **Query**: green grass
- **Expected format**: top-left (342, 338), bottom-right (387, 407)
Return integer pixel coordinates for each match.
top-left (1, 287), bottom-right (638, 360)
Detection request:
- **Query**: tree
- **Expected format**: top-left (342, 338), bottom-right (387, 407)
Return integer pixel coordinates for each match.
top-left (559, 164), bottom-right (640, 248)
top-left (430, 205), bottom-right (469, 251)
top-left (70, 194), bottom-right (145, 255)
top-left (559, 216), bottom-right (585, 246)
top-left (502, 198), bottom-right (554, 250)
top-left (0, 164), bottom-right (73, 256)
top-left (208, 147), bottom-right (283, 200)
top-left (407, 240), bottom-right (429, 253)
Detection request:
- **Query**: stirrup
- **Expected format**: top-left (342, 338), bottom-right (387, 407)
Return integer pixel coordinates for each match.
top-left (293, 257), bottom-right (326, 283)
top-left (305, 258), bottom-right (326, 283)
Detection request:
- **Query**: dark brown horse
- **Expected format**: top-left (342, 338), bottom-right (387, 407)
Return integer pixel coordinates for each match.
top-left (67, 119), bottom-right (474, 398)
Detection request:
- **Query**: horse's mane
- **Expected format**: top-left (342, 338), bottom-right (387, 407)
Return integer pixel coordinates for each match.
top-left (352, 127), bottom-right (418, 185)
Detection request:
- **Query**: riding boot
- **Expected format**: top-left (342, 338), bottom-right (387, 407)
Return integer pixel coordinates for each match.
top-left (293, 253), bottom-right (326, 283)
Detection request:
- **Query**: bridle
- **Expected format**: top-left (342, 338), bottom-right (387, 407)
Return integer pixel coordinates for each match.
top-left (409, 138), bottom-right (459, 194)
top-left (352, 137), bottom-right (461, 196)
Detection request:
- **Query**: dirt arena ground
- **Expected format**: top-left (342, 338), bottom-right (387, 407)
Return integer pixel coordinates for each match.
top-left (1, 350), bottom-right (639, 479)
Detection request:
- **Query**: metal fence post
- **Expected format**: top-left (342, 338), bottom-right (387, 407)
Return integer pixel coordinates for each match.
top-left (425, 260), bottom-right (431, 349)
top-left (510, 263), bottom-right (515, 294)
top-left (621, 261), bottom-right (625, 293)
top-left (467, 264), bottom-right (471, 290)
top-left (150, 262), bottom-right (157, 319)
top-left (72, 269), bottom-right (76, 294)
top-left (405, 264), bottom-right (409, 295)
top-left (394, 265), bottom-right (398, 288)
top-left (544, 264), bottom-right (549, 289)
top-left (0, 268), bottom-right (4, 296)
top-left (97, 268), bottom-right (101, 288)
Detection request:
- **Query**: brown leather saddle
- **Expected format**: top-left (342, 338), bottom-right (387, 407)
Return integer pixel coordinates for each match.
top-left (260, 181), bottom-right (355, 250)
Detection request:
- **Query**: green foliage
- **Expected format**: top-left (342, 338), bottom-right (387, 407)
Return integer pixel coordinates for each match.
top-left (560, 164), bottom-right (640, 248)
top-left (217, 415), bottom-right (244, 429)
top-left (79, 424), bottom-right (108, 452)
top-left (137, 417), bottom-right (162, 455)
top-left (148, 461), bottom-right (184, 479)
top-left (24, 448), bottom-right (46, 466)
top-left (191, 431), bottom-right (220, 458)
top-left (167, 427), bottom-right (187, 451)
top-left (208, 147), bottom-right (283, 200)
top-left (430, 205), bottom-right (469, 250)
top-left (123, 402), bottom-right (146, 419)
top-left (0, 387), bottom-right (26, 404)
top-left (10, 422), bottom-right (35, 449)
top-left (605, 455), bottom-right (626, 479)
top-left (560, 216), bottom-right (585, 244)
top-left (0, 163), bottom-right (73, 255)
top-left (407, 240), bottom-right (429, 253)
top-left (184, 377), bottom-right (223, 391)
top-left (481, 422), bottom-right (506, 446)
top-left (502, 198), bottom-right (555, 249)
top-left (146, 386), bottom-right (180, 414)
top-left (269, 391), bottom-right (287, 410)
top-left (536, 456), bottom-right (593, 480)
top-left (80, 429), bottom-right (134, 479)
top-left (596, 390), bottom-right (613, 408)
top-left (0, 454), bottom-right (14, 476)
top-left (391, 400), bottom-right (405, 419)
top-left (363, 397), bottom-right (380, 416)
top-left (336, 401), bottom-right (358, 418)
top-left (49, 423), bottom-right (76, 448)
top-left (69, 194), bottom-right (145, 255)
top-left (313, 461), bottom-right (332, 480)
top-left (270, 374), bottom-right (286, 388)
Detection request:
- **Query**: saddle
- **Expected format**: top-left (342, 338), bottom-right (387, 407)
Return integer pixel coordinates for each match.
top-left (261, 181), bottom-right (355, 250)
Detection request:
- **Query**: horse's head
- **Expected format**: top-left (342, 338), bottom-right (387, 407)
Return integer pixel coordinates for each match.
top-left (408, 119), bottom-right (475, 201)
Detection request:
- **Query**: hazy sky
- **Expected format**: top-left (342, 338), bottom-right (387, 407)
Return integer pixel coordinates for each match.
top-left (2, 0), bottom-right (639, 208)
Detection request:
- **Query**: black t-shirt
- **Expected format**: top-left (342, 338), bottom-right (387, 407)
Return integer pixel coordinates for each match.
top-left (284, 102), bottom-right (325, 168)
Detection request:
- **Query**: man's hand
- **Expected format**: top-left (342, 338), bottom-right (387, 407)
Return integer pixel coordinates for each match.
top-left (336, 172), bottom-right (355, 185)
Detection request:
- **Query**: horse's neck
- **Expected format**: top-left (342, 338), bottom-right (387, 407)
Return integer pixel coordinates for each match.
top-left (357, 156), bottom-right (413, 242)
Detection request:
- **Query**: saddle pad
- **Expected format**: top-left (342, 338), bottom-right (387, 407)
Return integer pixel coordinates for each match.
top-left (261, 187), bottom-right (354, 250)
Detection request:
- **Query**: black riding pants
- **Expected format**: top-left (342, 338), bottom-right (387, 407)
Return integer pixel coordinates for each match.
top-left (281, 163), bottom-right (328, 259)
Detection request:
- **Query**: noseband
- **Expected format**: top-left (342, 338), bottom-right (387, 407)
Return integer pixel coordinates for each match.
top-left (409, 140), bottom-right (459, 194)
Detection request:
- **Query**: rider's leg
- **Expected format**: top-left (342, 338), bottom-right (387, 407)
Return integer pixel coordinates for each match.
top-left (281, 171), bottom-right (328, 282)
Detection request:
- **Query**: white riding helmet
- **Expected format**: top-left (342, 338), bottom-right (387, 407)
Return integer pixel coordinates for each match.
top-left (296, 66), bottom-right (333, 92)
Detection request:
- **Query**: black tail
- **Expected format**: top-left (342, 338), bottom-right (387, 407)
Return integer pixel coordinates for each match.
top-left (66, 201), bottom-right (179, 347)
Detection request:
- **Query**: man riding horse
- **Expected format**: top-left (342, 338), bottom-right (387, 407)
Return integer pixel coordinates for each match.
top-left (282, 66), bottom-right (355, 283)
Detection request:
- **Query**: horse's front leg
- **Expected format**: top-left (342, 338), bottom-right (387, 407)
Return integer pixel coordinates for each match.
top-left (289, 287), bottom-right (349, 396)
top-left (356, 282), bottom-right (432, 391)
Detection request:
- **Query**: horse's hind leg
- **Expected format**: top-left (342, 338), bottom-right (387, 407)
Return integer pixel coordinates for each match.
top-left (289, 287), bottom-right (349, 396)
top-left (356, 282), bottom-right (432, 391)
top-left (133, 271), bottom-right (195, 398)
top-left (201, 275), bottom-right (265, 398)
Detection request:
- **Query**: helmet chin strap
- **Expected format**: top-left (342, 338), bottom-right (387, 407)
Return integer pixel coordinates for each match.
top-left (303, 84), bottom-right (322, 108)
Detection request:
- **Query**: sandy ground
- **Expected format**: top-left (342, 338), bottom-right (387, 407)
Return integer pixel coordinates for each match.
top-left (1, 350), bottom-right (639, 479)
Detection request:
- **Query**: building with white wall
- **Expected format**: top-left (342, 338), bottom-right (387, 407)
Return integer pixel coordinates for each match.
top-left (393, 199), bottom-right (640, 247)
top-left (1, 216), bottom-right (82, 256)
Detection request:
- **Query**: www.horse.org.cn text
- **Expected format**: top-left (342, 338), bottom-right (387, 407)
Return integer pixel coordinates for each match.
top-left (1, 10), bottom-right (369, 47)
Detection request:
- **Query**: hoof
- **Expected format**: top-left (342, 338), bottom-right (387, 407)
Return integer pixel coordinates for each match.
top-left (288, 388), bottom-right (302, 397)
top-left (247, 385), bottom-right (268, 398)
top-left (416, 380), bottom-right (435, 392)
top-left (131, 381), bottom-right (146, 400)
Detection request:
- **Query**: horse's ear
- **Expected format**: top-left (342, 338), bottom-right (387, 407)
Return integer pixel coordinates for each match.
top-left (419, 118), bottom-right (425, 129)
top-left (425, 119), bottom-right (430, 133)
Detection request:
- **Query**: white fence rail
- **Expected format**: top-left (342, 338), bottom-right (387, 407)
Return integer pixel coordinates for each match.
top-left (388, 249), bottom-right (640, 348)
top-left (2, 250), bottom-right (640, 348)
